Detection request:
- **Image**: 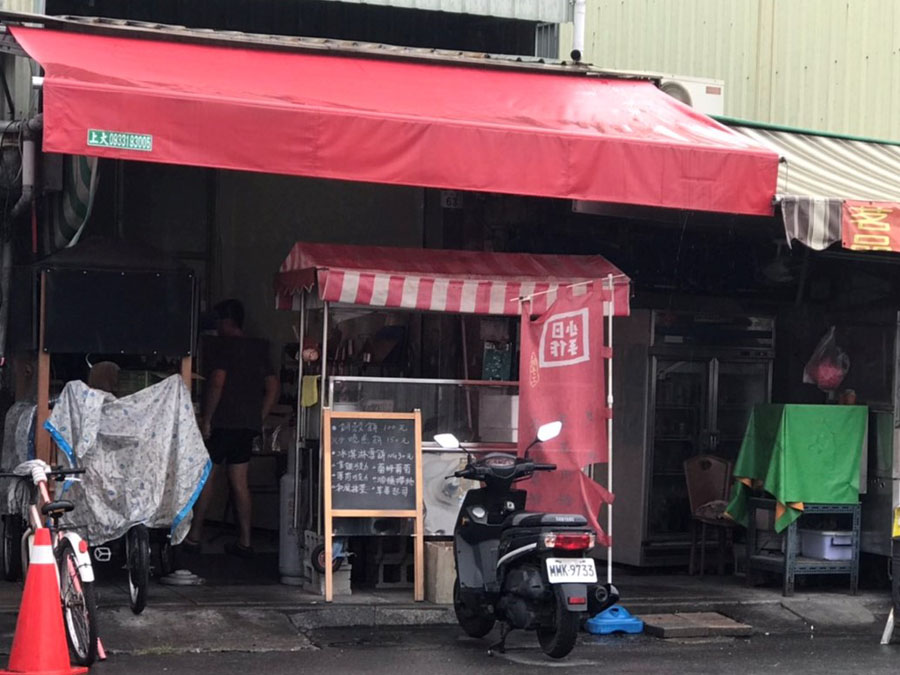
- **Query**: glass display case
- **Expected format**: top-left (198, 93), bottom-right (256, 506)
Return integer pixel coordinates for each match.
top-left (650, 360), bottom-right (709, 537)
top-left (648, 356), bottom-right (772, 542)
top-left (320, 376), bottom-right (518, 536)
top-left (327, 376), bottom-right (519, 445)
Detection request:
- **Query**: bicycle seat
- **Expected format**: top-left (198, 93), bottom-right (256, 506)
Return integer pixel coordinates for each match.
top-left (41, 500), bottom-right (75, 517)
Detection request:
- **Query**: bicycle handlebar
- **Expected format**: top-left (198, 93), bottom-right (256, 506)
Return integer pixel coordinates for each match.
top-left (0, 466), bottom-right (85, 480)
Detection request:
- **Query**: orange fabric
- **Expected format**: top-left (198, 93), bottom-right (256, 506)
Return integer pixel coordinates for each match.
top-left (775, 501), bottom-right (805, 524)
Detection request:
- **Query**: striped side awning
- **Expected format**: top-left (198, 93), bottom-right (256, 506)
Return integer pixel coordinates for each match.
top-left (780, 196), bottom-right (843, 251)
top-left (275, 242), bottom-right (630, 316)
top-left (727, 123), bottom-right (900, 251)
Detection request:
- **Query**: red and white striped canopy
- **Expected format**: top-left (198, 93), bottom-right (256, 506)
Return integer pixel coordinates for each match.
top-left (275, 242), bottom-right (630, 316)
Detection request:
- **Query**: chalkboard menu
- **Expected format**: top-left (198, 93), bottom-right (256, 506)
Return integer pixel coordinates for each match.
top-left (322, 409), bottom-right (424, 603)
top-left (328, 416), bottom-right (417, 511)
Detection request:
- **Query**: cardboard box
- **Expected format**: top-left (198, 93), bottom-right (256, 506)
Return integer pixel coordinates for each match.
top-left (425, 540), bottom-right (455, 604)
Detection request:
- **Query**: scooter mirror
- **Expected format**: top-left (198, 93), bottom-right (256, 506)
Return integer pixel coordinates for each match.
top-left (537, 421), bottom-right (562, 442)
top-left (434, 433), bottom-right (461, 450)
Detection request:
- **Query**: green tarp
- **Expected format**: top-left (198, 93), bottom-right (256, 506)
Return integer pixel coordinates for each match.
top-left (726, 404), bottom-right (866, 532)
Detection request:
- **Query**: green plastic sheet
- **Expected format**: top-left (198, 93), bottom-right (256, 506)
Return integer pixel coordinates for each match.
top-left (726, 404), bottom-right (866, 532)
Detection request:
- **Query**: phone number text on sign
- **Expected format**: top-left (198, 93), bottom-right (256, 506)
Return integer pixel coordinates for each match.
top-left (87, 129), bottom-right (153, 152)
top-left (538, 308), bottom-right (590, 368)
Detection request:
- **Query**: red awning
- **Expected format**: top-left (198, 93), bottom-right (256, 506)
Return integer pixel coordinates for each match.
top-left (276, 242), bottom-right (630, 316)
top-left (12, 26), bottom-right (778, 216)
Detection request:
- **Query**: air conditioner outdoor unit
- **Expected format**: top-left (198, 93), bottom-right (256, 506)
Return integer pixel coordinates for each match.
top-left (659, 75), bottom-right (725, 116)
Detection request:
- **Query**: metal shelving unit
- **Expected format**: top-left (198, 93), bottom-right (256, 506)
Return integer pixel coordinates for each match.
top-left (746, 498), bottom-right (860, 596)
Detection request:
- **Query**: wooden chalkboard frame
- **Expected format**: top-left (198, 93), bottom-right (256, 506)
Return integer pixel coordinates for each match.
top-left (323, 408), bottom-right (424, 602)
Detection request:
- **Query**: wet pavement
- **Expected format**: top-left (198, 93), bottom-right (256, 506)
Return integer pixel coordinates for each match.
top-left (81, 625), bottom-right (900, 674)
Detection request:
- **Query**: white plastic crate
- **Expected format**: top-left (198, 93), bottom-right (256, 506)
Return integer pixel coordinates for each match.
top-left (799, 529), bottom-right (853, 561)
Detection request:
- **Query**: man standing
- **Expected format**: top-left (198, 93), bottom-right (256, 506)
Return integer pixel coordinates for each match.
top-left (185, 299), bottom-right (280, 557)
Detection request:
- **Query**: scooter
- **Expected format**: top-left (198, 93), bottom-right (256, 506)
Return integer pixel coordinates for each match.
top-left (437, 422), bottom-right (617, 659)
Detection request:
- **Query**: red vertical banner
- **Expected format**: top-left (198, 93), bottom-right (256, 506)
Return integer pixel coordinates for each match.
top-left (518, 287), bottom-right (614, 545)
top-left (842, 201), bottom-right (900, 252)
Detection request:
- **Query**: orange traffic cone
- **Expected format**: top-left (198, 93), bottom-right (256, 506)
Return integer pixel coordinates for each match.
top-left (0, 528), bottom-right (88, 675)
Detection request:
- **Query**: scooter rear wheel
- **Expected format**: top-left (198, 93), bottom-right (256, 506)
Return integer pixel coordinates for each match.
top-left (453, 578), bottom-right (495, 638)
top-left (537, 590), bottom-right (579, 659)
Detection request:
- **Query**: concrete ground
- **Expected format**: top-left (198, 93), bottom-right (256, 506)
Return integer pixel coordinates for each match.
top-left (0, 565), bottom-right (893, 655)
top-left (0, 540), bottom-right (894, 661)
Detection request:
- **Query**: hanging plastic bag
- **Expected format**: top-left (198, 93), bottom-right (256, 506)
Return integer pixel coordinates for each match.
top-left (803, 326), bottom-right (850, 392)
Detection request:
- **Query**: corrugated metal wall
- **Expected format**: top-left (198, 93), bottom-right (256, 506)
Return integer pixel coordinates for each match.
top-left (573, 0), bottom-right (900, 140)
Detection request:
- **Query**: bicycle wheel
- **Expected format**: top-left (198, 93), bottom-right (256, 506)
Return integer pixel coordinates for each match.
top-left (0, 516), bottom-right (22, 581)
top-left (57, 538), bottom-right (98, 666)
top-left (126, 525), bottom-right (150, 614)
top-left (158, 538), bottom-right (175, 578)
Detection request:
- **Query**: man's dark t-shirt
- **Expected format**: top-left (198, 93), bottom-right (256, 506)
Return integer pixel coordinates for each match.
top-left (203, 336), bottom-right (274, 431)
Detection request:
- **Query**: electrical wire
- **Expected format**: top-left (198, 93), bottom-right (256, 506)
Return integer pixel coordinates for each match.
top-left (667, 211), bottom-right (691, 308)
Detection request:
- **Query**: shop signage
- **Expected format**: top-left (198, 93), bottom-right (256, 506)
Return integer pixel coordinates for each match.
top-left (322, 409), bottom-right (424, 602)
top-left (841, 200), bottom-right (900, 252)
top-left (539, 308), bottom-right (589, 367)
top-left (518, 288), bottom-right (614, 546)
top-left (87, 129), bottom-right (153, 152)
top-left (328, 416), bottom-right (417, 511)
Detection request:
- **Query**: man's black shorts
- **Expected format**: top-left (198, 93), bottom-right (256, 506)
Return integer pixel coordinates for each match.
top-left (207, 428), bottom-right (257, 465)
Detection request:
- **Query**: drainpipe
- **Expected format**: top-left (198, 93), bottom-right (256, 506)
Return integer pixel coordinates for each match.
top-left (0, 115), bottom-right (43, 359)
top-left (9, 123), bottom-right (39, 220)
top-left (571, 0), bottom-right (586, 62)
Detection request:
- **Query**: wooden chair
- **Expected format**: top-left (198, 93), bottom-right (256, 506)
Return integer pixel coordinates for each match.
top-left (684, 455), bottom-right (735, 576)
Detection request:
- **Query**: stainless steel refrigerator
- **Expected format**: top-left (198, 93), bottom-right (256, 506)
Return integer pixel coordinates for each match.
top-left (609, 310), bottom-right (774, 566)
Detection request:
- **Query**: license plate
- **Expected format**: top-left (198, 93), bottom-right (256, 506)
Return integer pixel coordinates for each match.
top-left (545, 557), bottom-right (597, 583)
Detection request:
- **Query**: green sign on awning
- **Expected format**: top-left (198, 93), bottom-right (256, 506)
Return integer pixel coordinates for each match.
top-left (87, 129), bottom-right (153, 152)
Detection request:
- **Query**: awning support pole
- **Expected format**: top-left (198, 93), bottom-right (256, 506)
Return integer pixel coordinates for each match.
top-left (36, 271), bottom-right (50, 463)
top-left (292, 291), bottom-right (306, 530)
top-left (605, 273), bottom-right (614, 585)
top-left (318, 300), bottom-right (329, 537)
top-left (517, 274), bottom-right (628, 306)
top-left (460, 317), bottom-right (474, 438)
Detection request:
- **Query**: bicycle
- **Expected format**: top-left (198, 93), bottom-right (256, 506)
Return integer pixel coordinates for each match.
top-left (0, 459), bottom-right (99, 667)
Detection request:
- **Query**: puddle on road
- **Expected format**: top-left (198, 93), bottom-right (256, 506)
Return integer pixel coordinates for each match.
top-left (326, 633), bottom-right (404, 649)
top-left (492, 651), bottom-right (595, 668)
top-left (583, 633), bottom-right (653, 647)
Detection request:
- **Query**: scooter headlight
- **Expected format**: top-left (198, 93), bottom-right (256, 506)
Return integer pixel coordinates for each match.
top-left (484, 455), bottom-right (516, 469)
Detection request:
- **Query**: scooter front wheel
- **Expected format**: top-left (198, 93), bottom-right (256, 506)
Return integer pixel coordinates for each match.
top-left (453, 578), bottom-right (495, 638)
top-left (537, 590), bottom-right (579, 659)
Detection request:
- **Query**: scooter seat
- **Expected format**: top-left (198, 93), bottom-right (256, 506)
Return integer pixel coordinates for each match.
top-left (503, 512), bottom-right (588, 528)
